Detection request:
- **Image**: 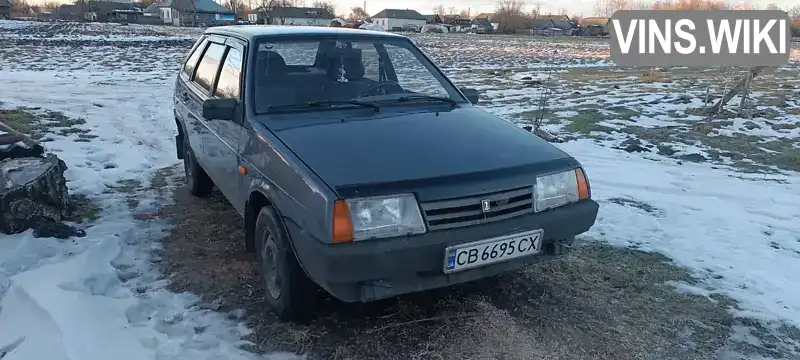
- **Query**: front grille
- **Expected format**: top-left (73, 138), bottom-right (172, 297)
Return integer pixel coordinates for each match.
top-left (420, 186), bottom-right (534, 231)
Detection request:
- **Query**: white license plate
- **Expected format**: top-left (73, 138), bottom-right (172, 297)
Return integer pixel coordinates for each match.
top-left (443, 229), bottom-right (544, 273)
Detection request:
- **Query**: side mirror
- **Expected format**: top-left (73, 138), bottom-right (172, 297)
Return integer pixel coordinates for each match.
top-left (462, 88), bottom-right (479, 104)
top-left (202, 98), bottom-right (238, 121)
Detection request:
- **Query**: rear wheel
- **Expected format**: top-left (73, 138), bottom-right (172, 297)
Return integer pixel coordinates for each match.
top-left (254, 206), bottom-right (315, 321)
top-left (182, 133), bottom-right (213, 197)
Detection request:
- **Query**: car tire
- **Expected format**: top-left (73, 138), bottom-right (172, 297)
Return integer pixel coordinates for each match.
top-left (182, 133), bottom-right (214, 197)
top-left (254, 206), bottom-right (315, 321)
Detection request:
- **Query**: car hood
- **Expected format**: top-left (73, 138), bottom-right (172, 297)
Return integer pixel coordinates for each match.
top-left (269, 107), bottom-right (576, 194)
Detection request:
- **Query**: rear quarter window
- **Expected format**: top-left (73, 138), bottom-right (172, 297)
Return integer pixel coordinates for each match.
top-left (193, 42), bottom-right (226, 92)
top-left (183, 38), bottom-right (208, 78)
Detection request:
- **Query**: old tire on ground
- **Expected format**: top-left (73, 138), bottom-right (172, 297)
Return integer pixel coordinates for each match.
top-left (254, 205), bottom-right (315, 321)
top-left (182, 133), bottom-right (213, 197)
top-left (0, 155), bottom-right (70, 234)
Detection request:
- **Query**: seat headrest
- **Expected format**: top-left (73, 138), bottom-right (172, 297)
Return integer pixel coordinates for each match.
top-left (256, 51), bottom-right (288, 80)
top-left (324, 48), bottom-right (364, 81)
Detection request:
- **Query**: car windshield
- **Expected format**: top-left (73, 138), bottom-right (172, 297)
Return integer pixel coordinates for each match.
top-left (251, 36), bottom-right (466, 114)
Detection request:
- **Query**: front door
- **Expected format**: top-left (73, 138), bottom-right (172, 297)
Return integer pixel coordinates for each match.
top-left (203, 39), bottom-right (247, 214)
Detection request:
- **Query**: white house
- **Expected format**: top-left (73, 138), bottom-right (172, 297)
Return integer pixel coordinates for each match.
top-left (250, 6), bottom-right (333, 25)
top-left (371, 9), bottom-right (427, 31)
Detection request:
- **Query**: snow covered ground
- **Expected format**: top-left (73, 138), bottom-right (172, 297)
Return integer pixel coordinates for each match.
top-left (0, 21), bottom-right (299, 360)
top-left (1, 20), bottom-right (800, 359)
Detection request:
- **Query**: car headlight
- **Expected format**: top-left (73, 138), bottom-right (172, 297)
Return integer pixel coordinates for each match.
top-left (332, 194), bottom-right (426, 242)
top-left (534, 168), bottom-right (590, 212)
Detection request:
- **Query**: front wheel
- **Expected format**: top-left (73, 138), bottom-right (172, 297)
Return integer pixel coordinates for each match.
top-left (254, 206), bottom-right (315, 321)
top-left (182, 133), bottom-right (213, 197)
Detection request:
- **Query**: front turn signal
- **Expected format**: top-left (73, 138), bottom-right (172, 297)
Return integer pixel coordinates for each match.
top-left (575, 168), bottom-right (590, 200)
top-left (332, 200), bottom-right (354, 243)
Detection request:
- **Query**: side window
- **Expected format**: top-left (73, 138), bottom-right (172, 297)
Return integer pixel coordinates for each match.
top-left (182, 38), bottom-right (208, 78)
top-left (193, 42), bottom-right (226, 92)
top-left (214, 47), bottom-right (243, 99)
top-left (357, 43), bottom-right (381, 81)
top-left (384, 44), bottom-right (449, 97)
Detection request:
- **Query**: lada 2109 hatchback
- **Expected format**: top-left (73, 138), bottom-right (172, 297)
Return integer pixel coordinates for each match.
top-left (173, 25), bottom-right (600, 320)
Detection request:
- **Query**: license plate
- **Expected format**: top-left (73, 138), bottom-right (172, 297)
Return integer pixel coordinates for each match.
top-left (443, 230), bottom-right (544, 273)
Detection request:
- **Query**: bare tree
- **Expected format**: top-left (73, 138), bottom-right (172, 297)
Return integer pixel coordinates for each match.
top-left (791, 5), bottom-right (800, 19)
top-left (347, 5), bottom-right (368, 21)
top-left (630, 0), bottom-right (649, 9)
top-left (312, 0), bottom-right (335, 17)
top-left (494, 0), bottom-right (527, 34)
top-left (594, 0), bottom-right (627, 17)
top-left (765, 3), bottom-right (780, 10)
top-left (459, 9), bottom-right (470, 17)
top-left (432, 4), bottom-right (446, 15)
top-left (530, 2), bottom-right (540, 18)
top-left (42, 1), bottom-right (59, 12)
top-left (225, 0), bottom-right (252, 19)
top-left (651, 0), bottom-right (728, 10)
top-left (10, 0), bottom-right (32, 17)
top-left (447, 6), bottom-right (457, 15)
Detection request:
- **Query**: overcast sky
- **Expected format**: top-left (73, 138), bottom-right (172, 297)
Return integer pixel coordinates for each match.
top-left (332, 0), bottom-right (799, 17)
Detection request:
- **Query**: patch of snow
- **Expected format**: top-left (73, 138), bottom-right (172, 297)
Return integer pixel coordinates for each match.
top-left (0, 64), bottom-right (300, 360)
top-left (558, 139), bottom-right (800, 328)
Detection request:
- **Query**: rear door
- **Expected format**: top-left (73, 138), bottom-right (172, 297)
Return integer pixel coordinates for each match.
top-left (184, 37), bottom-right (227, 173)
top-left (175, 36), bottom-right (208, 158)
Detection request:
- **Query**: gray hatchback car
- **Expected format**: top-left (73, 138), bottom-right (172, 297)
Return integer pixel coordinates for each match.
top-left (174, 25), bottom-right (599, 320)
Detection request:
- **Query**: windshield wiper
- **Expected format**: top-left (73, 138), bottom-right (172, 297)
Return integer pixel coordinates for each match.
top-left (267, 100), bottom-right (379, 113)
top-left (395, 95), bottom-right (457, 106)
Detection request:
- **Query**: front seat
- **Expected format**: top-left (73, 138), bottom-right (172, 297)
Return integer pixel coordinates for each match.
top-left (322, 48), bottom-right (371, 101)
top-left (255, 51), bottom-right (297, 112)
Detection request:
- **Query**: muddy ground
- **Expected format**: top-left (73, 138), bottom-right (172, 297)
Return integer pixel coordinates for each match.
top-left (130, 164), bottom-right (783, 360)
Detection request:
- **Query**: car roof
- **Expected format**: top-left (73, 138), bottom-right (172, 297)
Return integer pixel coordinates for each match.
top-left (205, 25), bottom-right (409, 41)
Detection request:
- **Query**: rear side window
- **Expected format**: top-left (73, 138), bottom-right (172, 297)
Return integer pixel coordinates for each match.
top-left (214, 47), bottom-right (243, 99)
top-left (183, 38), bottom-right (208, 78)
top-left (193, 42), bottom-right (226, 92)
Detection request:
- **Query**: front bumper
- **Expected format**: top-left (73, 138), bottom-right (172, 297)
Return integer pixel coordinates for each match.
top-left (288, 199), bottom-right (599, 302)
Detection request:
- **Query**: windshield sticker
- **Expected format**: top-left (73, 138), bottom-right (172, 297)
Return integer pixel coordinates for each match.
top-left (258, 43), bottom-right (274, 51)
top-left (335, 41), bottom-right (349, 49)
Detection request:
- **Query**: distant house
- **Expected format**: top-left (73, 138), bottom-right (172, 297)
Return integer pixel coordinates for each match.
top-left (473, 12), bottom-right (498, 30)
top-left (442, 14), bottom-right (471, 32)
top-left (0, 0), bottom-right (12, 19)
top-left (144, 0), bottom-right (235, 26)
top-left (54, 4), bottom-right (79, 20)
top-left (248, 6), bottom-right (333, 26)
top-left (423, 14), bottom-right (443, 24)
top-left (471, 17), bottom-right (493, 34)
top-left (580, 17), bottom-right (610, 36)
top-left (371, 9), bottom-right (427, 32)
top-left (82, 1), bottom-right (143, 22)
top-left (530, 15), bottom-right (576, 36)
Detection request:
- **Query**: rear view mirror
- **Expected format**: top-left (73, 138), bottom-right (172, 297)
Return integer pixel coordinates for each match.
top-left (462, 88), bottom-right (479, 104)
top-left (202, 98), bottom-right (238, 121)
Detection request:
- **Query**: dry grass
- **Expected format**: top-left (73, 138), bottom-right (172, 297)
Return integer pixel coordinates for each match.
top-left (146, 165), bottom-right (747, 360)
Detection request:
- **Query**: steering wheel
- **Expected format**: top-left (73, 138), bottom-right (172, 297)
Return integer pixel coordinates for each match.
top-left (357, 81), bottom-right (404, 98)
